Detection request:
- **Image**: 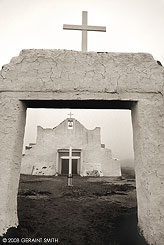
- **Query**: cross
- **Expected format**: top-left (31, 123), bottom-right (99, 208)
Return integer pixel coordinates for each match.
top-left (61, 147), bottom-right (80, 186)
top-left (63, 11), bottom-right (106, 52)
top-left (68, 112), bottom-right (74, 119)
top-left (68, 146), bottom-right (72, 184)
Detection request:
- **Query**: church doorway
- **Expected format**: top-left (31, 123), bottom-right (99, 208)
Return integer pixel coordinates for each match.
top-left (61, 159), bottom-right (78, 175)
top-left (58, 149), bottom-right (81, 175)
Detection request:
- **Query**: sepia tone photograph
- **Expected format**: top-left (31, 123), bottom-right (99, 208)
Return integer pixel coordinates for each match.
top-left (0, 0), bottom-right (164, 245)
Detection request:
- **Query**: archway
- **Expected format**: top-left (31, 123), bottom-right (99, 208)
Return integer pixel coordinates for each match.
top-left (0, 50), bottom-right (163, 245)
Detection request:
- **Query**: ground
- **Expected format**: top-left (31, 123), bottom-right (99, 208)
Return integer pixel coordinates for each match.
top-left (1, 173), bottom-right (148, 245)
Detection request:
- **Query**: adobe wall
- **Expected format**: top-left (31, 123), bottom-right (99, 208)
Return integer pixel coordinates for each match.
top-left (0, 49), bottom-right (164, 244)
top-left (0, 98), bottom-right (26, 235)
top-left (101, 148), bottom-right (121, 177)
top-left (132, 99), bottom-right (164, 244)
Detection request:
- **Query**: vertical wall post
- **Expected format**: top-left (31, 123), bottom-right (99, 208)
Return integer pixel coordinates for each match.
top-left (131, 100), bottom-right (164, 245)
top-left (68, 146), bottom-right (73, 186)
top-left (0, 98), bottom-right (26, 235)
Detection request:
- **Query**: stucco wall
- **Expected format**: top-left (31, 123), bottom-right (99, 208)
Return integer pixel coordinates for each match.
top-left (0, 98), bottom-right (26, 235)
top-left (0, 49), bottom-right (164, 244)
top-left (0, 49), bottom-right (163, 94)
top-left (101, 148), bottom-right (121, 176)
top-left (132, 100), bottom-right (164, 244)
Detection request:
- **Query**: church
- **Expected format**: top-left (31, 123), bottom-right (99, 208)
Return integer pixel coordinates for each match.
top-left (21, 116), bottom-right (121, 177)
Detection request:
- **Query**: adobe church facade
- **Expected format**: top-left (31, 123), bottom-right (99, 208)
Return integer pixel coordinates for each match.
top-left (21, 117), bottom-right (121, 177)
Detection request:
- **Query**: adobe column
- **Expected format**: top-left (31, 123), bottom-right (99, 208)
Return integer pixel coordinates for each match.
top-left (0, 97), bottom-right (26, 236)
top-left (132, 98), bottom-right (164, 245)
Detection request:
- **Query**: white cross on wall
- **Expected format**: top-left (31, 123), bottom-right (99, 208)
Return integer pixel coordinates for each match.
top-left (63, 11), bottom-right (106, 52)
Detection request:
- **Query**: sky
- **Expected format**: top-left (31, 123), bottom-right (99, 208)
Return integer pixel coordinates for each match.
top-left (1, 0), bottom-right (164, 160)
top-left (0, 0), bottom-right (164, 66)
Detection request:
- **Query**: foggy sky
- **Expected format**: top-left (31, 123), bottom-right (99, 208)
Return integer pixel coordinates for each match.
top-left (0, 0), bottom-right (164, 66)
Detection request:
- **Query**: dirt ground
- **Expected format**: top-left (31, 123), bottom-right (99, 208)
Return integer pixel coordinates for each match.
top-left (2, 174), bottom-right (148, 245)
